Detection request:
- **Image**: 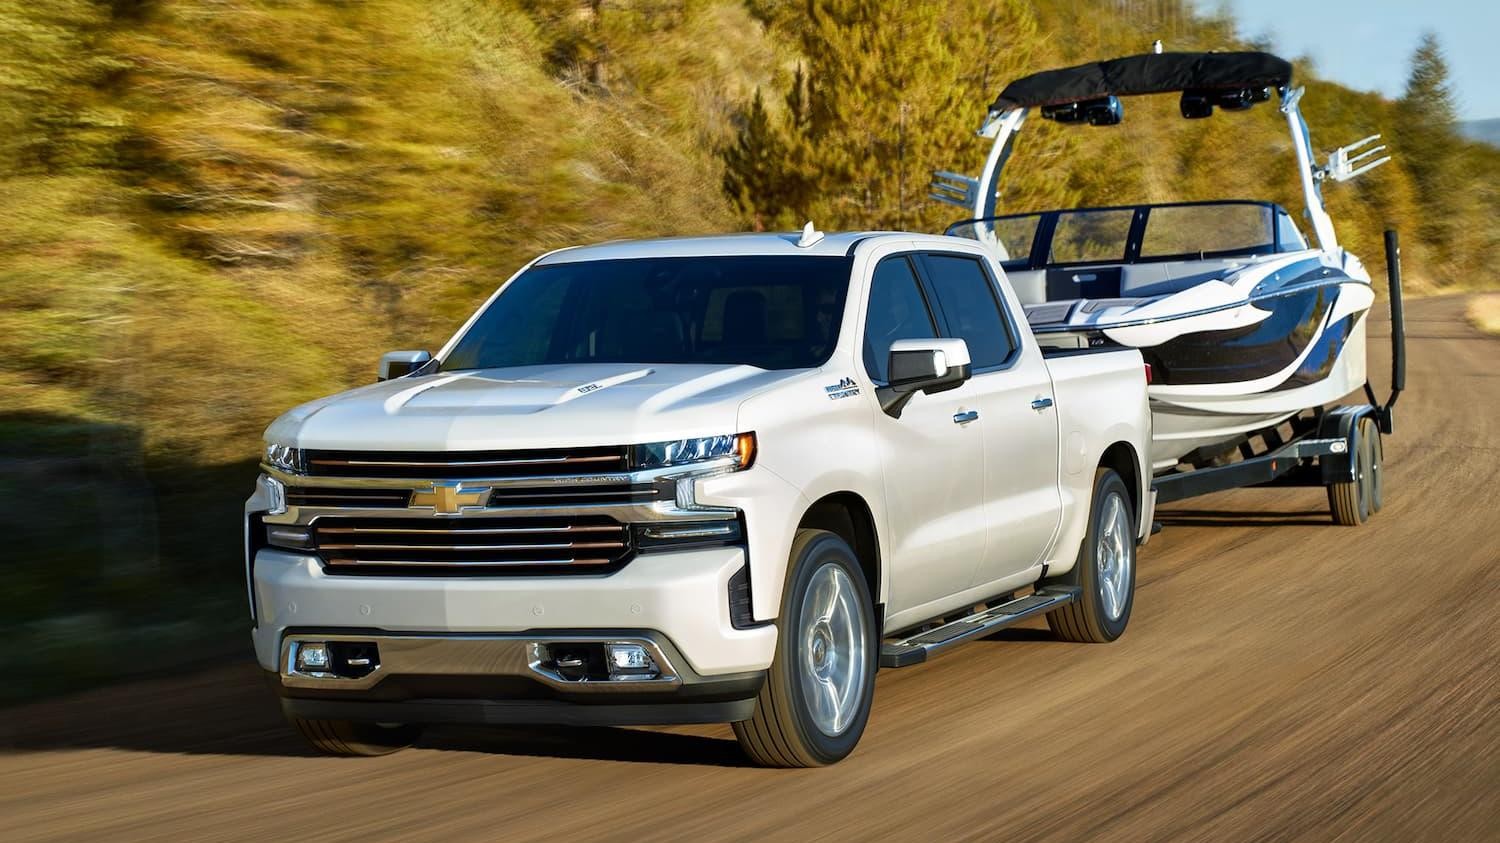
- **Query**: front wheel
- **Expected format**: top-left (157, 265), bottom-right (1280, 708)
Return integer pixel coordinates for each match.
top-left (1044, 468), bottom-right (1136, 643)
top-left (733, 529), bottom-right (877, 768)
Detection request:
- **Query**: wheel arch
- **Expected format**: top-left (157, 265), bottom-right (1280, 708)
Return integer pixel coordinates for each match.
top-left (1098, 439), bottom-right (1144, 521)
top-left (796, 492), bottom-right (882, 615)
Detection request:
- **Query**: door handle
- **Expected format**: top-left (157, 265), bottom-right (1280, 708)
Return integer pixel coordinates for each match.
top-left (952, 410), bottom-right (979, 425)
top-left (1030, 397), bottom-right (1054, 411)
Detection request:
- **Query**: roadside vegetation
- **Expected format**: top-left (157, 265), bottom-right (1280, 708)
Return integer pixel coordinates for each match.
top-left (1467, 295), bottom-right (1500, 336)
top-left (2, 0), bottom-right (1496, 699)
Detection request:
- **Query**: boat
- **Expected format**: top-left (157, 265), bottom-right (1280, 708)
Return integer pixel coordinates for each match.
top-left (931, 49), bottom-right (1390, 471)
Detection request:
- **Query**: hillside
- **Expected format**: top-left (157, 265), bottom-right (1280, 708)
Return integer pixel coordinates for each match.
top-left (2, 0), bottom-right (1498, 697)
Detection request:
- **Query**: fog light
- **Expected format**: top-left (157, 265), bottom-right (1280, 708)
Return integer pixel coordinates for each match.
top-left (605, 643), bottom-right (658, 679)
top-left (295, 642), bottom-right (331, 672)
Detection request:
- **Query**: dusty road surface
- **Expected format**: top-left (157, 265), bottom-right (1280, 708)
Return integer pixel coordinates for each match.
top-left (3, 295), bottom-right (1496, 842)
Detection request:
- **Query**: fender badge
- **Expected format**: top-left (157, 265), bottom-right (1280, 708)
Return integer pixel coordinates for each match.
top-left (824, 377), bottom-right (860, 400)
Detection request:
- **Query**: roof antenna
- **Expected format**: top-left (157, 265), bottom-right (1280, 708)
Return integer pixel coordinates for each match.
top-left (1152, 40), bottom-right (1163, 54)
top-left (796, 221), bottom-right (825, 248)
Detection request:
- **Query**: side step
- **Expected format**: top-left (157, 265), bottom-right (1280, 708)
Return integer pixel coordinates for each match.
top-left (879, 587), bottom-right (1081, 668)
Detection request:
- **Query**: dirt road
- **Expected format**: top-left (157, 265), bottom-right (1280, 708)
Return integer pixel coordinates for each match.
top-left (3, 295), bottom-right (1496, 842)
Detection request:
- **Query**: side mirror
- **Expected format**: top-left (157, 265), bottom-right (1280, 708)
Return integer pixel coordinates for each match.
top-left (378, 350), bottom-right (432, 382)
top-left (879, 338), bottom-right (972, 418)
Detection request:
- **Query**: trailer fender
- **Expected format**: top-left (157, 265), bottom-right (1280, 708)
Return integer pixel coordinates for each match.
top-left (1316, 405), bottom-right (1376, 485)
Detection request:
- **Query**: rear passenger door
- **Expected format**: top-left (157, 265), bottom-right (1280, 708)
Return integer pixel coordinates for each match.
top-left (914, 252), bottom-right (1064, 586)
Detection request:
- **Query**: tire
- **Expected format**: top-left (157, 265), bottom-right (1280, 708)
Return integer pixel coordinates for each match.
top-left (289, 717), bottom-right (421, 757)
top-left (1043, 468), bottom-right (1135, 644)
top-left (1367, 418), bottom-right (1384, 513)
top-left (733, 529), bottom-right (877, 768)
top-left (1328, 416), bottom-right (1377, 526)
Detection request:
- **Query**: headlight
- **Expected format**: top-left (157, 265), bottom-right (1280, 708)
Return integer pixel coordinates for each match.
top-left (631, 433), bottom-right (756, 471)
top-left (264, 442), bottom-right (305, 474)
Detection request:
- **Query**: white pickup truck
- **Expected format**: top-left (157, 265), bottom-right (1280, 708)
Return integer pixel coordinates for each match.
top-left (246, 230), bottom-right (1154, 766)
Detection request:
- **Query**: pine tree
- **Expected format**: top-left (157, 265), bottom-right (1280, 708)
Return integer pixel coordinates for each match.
top-left (1396, 32), bottom-right (1463, 262)
top-left (721, 0), bottom-right (1039, 232)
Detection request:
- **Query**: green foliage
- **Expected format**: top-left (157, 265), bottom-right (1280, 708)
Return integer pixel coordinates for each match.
top-left (1395, 32), bottom-right (1466, 263)
top-left (725, 0), bottom-right (1039, 231)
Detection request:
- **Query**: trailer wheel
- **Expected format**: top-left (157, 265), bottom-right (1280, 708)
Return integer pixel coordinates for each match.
top-left (733, 529), bottom-right (877, 768)
top-left (1043, 468), bottom-right (1135, 643)
top-left (1328, 416), bottom-right (1378, 525)
top-left (288, 717), bottom-right (421, 757)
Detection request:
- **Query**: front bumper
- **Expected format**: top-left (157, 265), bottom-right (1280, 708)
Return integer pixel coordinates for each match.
top-left (267, 631), bottom-right (764, 726)
top-left (252, 543), bottom-right (777, 694)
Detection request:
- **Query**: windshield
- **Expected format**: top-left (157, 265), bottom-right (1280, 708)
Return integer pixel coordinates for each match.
top-left (1139, 204), bottom-right (1274, 259)
top-left (442, 255), bottom-right (853, 371)
top-left (948, 201), bottom-right (1294, 269)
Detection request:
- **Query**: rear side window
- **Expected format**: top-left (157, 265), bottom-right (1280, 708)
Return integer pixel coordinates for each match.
top-left (919, 254), bottom-right (1016, 370)
top-left (862, 257), bottom-right (937, 383)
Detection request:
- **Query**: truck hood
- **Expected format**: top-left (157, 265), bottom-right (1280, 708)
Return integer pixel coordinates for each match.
top-left (266, 363), bottom-right (801, 451)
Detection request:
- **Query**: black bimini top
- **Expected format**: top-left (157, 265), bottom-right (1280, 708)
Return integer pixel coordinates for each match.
top-left (990, 51), bottom-right (1292, 111)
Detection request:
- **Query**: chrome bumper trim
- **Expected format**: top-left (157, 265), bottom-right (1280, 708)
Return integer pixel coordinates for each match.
top-left (279, 633), bottom-right (680, 693)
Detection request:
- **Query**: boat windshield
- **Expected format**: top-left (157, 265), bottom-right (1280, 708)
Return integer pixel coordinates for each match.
top-left (442, 255), bottom-right (853, 372)
top-left (948, 200), bottom-right (1306, 270)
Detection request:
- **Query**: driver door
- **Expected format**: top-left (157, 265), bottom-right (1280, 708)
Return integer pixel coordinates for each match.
top-left (860, 255), bottom-right (987, 615)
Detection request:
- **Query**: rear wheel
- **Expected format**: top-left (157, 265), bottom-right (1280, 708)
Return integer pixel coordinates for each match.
top-left (289, 717), bottom-right (421, 757)
top-left (733, 529), bottom-right (877, 768)
top-left (1329, 416), bottom-right (1380, 525)
top-left (1044, 468), bottom-right (1136, 643)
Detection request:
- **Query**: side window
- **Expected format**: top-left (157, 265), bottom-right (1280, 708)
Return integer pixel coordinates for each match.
top-left (919, 254), bottom-right (1017, 370)
top-left (862, 257), bottom-right (938, 383)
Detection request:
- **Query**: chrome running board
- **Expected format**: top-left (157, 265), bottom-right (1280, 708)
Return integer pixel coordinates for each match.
top-left (879, 587), bottom-right (1080, 668)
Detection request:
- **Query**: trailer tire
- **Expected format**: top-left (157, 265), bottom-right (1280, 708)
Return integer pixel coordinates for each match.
top-left (733, 529), bottom-right (877, 768)
top-left (288, 717), bottom-right (421, 757)
top-left (1329, 416), bottom-right (1377, 525)
top-left (1044, 468), bottom-right (1135, 644)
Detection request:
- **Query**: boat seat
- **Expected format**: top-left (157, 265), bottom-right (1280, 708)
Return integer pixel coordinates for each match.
top-left (1006, 268), bottom-right (1047, 304)
top-left (1119, 258), bottom-right (1245, 296)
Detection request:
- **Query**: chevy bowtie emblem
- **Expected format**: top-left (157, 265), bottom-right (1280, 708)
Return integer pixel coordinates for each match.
top-left (411, 481), bottom-right (491, 514)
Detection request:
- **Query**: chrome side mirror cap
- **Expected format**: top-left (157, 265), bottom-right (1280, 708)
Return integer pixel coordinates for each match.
top-left (880, 338), bottom-right (972, 417)
top-left (378, 350), bottom-right (432, 382)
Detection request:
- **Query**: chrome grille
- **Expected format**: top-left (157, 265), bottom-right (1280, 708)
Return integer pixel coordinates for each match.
top-left (303, 447), bottom-right (630, 479)
top-left (485, 483), bottom-right (663, 508)
top-left (311, 516), bottom-right (632, 575)
top-left (285, 487), bottom-right (412, 509)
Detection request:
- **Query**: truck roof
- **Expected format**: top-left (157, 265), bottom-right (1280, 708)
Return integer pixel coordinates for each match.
top-left (535, 231), bottom-right (971, 264)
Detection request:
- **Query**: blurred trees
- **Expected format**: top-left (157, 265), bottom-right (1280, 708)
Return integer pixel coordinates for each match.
top-left (724, 0), bottom-right (1038, 231)
top-left (1, 0), bottom-right (1498, 696)
top-left (1395, 33), bottom-right (1466, 267)
top-left (722, 6), bottom-right (1499, 292)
